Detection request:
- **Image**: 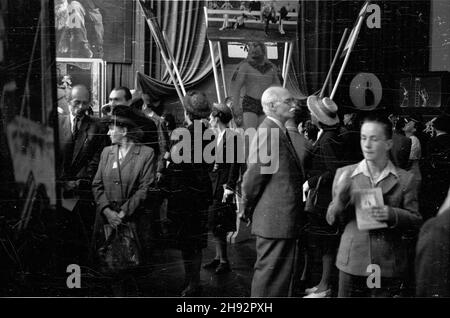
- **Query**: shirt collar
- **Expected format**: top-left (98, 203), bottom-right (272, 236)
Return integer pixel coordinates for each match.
top-left (217, 129), bottom-right (226, 145)
top-left (351, 159), bottom-right (398, 185)
top-left (267, 116), bottom-right (286, 133)
top-left (317, 129), bottom-right (324, 140)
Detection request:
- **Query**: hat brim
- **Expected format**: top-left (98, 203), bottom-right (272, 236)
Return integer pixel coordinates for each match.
top-left (307, 95), bottom-right (340, 126)
top-left (101, 115), bottom-right (139, 128)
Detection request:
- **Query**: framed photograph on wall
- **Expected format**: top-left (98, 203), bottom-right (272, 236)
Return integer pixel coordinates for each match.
top-left (55, 0), bottom-right (133, 63)
top-left (56, 58), bottom-right (106, 116)
top-left (398, 72), bottom-right (450, 110)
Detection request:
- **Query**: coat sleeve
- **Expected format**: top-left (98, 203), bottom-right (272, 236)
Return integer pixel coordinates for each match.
top-left (415, 214), bottom-right (450, 297)
top-left (389, 172), bottom-right (422, 231)
top-left (225, 133), bottom-right (242, 192)
top-left (156, 119), bottom-right (170, 174)
top-left (92, 147), bottom-right (110, 213)
top-left (242, 128), bottom-right (273, 219)
top-left (308, 134), bottom-right (343, 188)
top-left (326, 167), bottom-right (351, 225)
top-left (120, 149), bottom-right (156, 216)
top-left (85, 122), bottom-right (109, 183)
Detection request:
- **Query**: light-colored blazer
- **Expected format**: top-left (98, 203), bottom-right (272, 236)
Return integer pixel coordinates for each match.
top-left (327, 162), bottom-right (422, 277)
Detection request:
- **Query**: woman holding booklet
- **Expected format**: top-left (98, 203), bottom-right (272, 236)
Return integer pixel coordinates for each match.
top-left (326, 114), bottom-right (423, 297)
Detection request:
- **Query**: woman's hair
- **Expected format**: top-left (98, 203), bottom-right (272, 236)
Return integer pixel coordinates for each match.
top-left (304, 120), bottom-right (319, 141)
top-left (163, 113), bottom-right (176, 131)
top-left (183, 90), bottom-right (211, 120)
top-left (211, 103), bottom-right (233, 124)
top-left (394, 116), bottom-right (408, 132)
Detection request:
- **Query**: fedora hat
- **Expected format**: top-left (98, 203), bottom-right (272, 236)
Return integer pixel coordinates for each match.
top-left (307, 95), bottom-right (340, 126)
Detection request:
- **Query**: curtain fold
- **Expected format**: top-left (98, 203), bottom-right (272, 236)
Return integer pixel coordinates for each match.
top-left (136, 0), bottom-right (217, 101)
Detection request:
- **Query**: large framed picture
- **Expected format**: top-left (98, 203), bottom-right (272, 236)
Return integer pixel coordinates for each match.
top-left (56, 58), bottom-right (106, 116)
top-left (55, 0), bottom-right (133, 63)
top-left (398, 72), bottom-right (450, 109)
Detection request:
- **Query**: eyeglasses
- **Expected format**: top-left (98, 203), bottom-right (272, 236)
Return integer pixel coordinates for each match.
top-left (70, 100), bottom-right (90, 107)
top-left (279, 98), bottom-right (297, 107)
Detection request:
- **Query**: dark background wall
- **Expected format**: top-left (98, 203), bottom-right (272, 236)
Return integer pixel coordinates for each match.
top-left (300, 0), bottom-right (434, 116)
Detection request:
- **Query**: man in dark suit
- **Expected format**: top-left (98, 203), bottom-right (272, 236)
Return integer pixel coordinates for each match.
top-left (58, 84), bottom-right (109, 263)
top-left (285, 108), bottom-right (311, 176)
top-left (416, 186), bottom-right (450, 297)
top-left (390, 119), bottom-right (412, 170)
top-left (242, 86), bottom-right (304, 297)
top-left (422, 114), bottom-right (450, 219)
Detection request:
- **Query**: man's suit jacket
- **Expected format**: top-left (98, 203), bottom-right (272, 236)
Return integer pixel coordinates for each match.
top-left (327, 163), bottom-right (422, 277)
top-left (58, 114), bottom-right (109, 187)
top-left (147, 113), bottom-right (170, 174)
top-left (416, 207), bottom-right (450, 297)
top-left (242, 117), bottom-right (304, 239)
top-left (390, 132), bottom-right (412, 170)
top-left (286, 126), bottom-right (311, 177)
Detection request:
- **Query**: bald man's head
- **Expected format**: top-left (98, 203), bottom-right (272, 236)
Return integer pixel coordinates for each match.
top-left (69, 84), bottom-right (91, 117)
top-left (261, 86), bottom-right (295, 123)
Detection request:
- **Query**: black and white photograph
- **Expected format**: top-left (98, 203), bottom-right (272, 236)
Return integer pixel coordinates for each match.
top-left (1, 0), bottom-right (450, 304)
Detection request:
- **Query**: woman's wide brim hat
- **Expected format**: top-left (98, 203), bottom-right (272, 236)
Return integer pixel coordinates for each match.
top-left (307, 95), bottom-right (340, 126)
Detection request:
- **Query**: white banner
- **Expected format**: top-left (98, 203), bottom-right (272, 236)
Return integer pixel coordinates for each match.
top-left (6, 116), bottom-right (56, 205)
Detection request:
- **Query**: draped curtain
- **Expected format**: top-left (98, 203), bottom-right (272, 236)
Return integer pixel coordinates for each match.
top-left (136, 0), bottom-right (217, 101)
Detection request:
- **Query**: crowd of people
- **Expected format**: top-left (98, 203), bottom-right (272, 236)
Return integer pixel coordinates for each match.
top-left (57, 44), bottom-right (450, 297)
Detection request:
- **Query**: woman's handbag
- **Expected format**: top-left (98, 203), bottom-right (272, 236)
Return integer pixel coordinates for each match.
top-left (97, 223), bottom-right (141, 273)
top-left (304, 175), bottom-right (340, 236)
top-left (305, 176), bottom-right (323, 214)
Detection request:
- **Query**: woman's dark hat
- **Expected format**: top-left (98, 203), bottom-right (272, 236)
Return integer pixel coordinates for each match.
top-left (183, 91), bottom-right (211, 119)
top-left (101, 105), bottom-right (143, 128)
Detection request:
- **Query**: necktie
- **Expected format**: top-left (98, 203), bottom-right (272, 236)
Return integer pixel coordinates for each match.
top-left (72, 117), bottom-right (80, 140)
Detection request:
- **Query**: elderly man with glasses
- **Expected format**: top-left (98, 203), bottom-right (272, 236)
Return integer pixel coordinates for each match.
top-left (242, 86), bottom-right (304, 297)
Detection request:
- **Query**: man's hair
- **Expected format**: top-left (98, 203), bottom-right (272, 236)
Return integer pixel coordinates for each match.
top-left (261, 86), bottom-right (288, 115)
top-left (71, 84), bottom-right (91, 101)
top-left (394, 117), bottom-right (408, 132)
top-left (211, 103), bottom-right (233, 124)
top-left (113, 86), bottom-right (132, 101)
top-left (361, 114), bottom-right (393, 140)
